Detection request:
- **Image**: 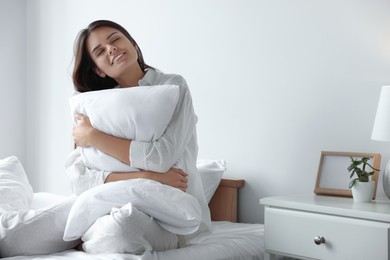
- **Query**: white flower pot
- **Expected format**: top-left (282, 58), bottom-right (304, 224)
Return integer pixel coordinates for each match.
top-left (351, 181), bottom-right (374, 203)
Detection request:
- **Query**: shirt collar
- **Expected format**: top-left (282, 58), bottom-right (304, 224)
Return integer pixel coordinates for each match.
top-left (138, 69), bottom-right (159, 86)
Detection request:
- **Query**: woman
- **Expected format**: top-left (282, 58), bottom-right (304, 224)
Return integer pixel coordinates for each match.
top-left (66, 20), bottom-right (211, 248)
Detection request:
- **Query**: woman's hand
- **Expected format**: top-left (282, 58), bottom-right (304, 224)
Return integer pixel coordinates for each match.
top-left (73, 113), bottom-right (97, 147)
top-left (159, 168), bottom-right (188, 192)
top-left (73, 113), bottom-right (131, 163)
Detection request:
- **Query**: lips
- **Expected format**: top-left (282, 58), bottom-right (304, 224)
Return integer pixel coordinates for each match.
top-left (111, 52), bottom-right (125, 65)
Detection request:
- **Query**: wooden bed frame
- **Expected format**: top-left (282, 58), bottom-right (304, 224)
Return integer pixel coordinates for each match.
top-left (208, 179), bottom-right (245, 222)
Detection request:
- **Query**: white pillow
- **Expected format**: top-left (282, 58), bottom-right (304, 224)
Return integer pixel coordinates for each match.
top-left (82, 204), bottom-right (178, 254)
top-left (63, 178), bottom-right (201, 241)
top-left (0, 156), bottom-right (33, 211)
top-left (0, 196), bottom-right (80, 257)
top-left (197, 159), bottom-right (227, 203)
top-left (69, 85), bottom-right (180, 172)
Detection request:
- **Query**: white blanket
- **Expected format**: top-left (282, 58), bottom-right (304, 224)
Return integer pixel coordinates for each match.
top-left (63, 179), bottom-right (201, 241)
top-left (81, 205), bottom-right (179, 254)
top-left (0, 196), bottom-right (79, 258)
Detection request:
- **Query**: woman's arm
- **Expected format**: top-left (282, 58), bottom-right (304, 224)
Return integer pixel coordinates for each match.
top-left (73, 114), bottom-right (131, 164)
top-left (105, 167), bottom-right (188, 192)
top-left (66, 148), bottom-right (188, 194)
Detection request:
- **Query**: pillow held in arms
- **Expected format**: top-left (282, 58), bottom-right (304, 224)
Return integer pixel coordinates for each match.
top-left (0, 156), bottom-right (33, 211)
top-left (63, 178), bottom-right (201, 241)
top-left (69, 85), bottom-right (180, 172)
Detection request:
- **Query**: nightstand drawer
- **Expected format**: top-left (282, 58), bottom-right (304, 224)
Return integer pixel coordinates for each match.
top-left (264, 207), bottom-right (389, 260)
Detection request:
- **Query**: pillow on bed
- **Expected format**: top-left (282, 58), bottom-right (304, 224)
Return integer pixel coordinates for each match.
top-left (0, 196), bottom-right (80, 257)
top-left (197, 159), bottom-right (227, 203)
top-left (82, 204), bottom-right (178, 254)
top-left (0, 156), bottom-right (33, 211)
top-left (69, 85), bottom-right (180, 172)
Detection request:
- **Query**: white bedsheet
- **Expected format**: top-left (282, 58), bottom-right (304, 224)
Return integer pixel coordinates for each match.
top-left (3, 221), bottom-right (265, 260)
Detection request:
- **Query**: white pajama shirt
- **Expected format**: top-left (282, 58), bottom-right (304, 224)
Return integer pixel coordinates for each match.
top-left (65, 69), bottom-right (212, 244)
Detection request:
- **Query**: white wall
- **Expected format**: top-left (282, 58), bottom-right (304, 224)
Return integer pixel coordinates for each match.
top-left (25, 0), bottom-right (75, 194)
top-left (0, 0), bottom-right (26, 163)
top-left (8, 0), bottom-right (390, 224)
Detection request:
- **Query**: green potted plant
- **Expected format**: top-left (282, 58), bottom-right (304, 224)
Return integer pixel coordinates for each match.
top-left (347, 156), bottom-right (380, 202)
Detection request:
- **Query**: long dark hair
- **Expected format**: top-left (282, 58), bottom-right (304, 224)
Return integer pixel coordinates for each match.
top-left (72, 20), bottom-right (154, 92)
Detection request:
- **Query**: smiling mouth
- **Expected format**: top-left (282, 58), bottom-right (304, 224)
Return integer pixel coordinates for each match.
top-left (111, 52), bottom-right (125, 65)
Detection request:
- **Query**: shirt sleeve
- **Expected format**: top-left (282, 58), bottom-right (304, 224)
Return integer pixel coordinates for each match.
top-left (65, 147), bottom-right (111, 195)
top-left (129, 81), bottom-right (197, 173)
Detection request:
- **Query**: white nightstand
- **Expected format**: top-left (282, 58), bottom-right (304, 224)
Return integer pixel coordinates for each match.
top-left (260, 195), bottom-right (390, 260)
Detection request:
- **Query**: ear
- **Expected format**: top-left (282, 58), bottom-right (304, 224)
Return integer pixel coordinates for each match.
top-left (94, 67), bottom-right (106, 78)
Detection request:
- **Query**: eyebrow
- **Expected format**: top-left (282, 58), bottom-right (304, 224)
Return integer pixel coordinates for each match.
top-left (91, 31), bottom-right (119, 55)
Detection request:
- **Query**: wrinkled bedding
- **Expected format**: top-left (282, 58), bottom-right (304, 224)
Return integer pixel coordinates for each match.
top-left (0, 178), bottom-right (202, 257)
top-left (63, 178), bottom-right (202, 254)
top-left (1, 191), bottom-right (266, 259)
top-left (0, 156), bottom-right (266, 259)
top-left (3, 221), bottom-right (265, 260)
top-left (63, 178), bottom-right (202, 241)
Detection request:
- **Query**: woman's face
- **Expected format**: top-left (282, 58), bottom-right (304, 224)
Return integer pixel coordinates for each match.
top-left (86, 26), bottom-right (139, 79)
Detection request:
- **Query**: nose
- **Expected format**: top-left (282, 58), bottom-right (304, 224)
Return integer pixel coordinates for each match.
top-left (108, 46), bottom-right (117, 55)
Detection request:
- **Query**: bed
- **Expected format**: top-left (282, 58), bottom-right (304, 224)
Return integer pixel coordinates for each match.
top-left (0, 155), bottom-right (265, 260)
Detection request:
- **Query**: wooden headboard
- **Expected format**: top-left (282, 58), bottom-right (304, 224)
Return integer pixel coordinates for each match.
top-left (208, 179), bottom-right (245, 222)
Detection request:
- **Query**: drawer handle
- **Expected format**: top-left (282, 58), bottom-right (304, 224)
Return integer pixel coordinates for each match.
top-left (314, 236), bottom-right (325, 245)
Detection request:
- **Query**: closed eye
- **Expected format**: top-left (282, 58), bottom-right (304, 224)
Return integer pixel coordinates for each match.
top-left (97, 49), bottom-right (104, 56)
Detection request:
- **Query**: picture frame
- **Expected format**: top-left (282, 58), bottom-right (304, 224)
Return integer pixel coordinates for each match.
top-left (314, 151), bottom-right (381, 199)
